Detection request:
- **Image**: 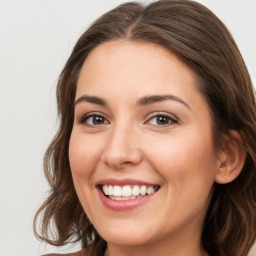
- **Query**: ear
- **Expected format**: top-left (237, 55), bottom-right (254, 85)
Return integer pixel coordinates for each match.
top-left (215, 130), bottom-right (247, 184)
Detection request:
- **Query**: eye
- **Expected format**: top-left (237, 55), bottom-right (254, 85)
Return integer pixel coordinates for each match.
top-left (78, 114), bottom-right (109, 126)
top-left (146, 113), bottom-right (177, 126)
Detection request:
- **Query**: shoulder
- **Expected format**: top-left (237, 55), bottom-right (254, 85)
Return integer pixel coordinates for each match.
top-left (43, 249), bottom-right (88, 256)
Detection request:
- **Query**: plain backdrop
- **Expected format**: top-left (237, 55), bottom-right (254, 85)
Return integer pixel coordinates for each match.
top-left (0, 0), bottom-right (255, 255)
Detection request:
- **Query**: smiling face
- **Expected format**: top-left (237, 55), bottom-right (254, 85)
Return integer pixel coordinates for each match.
top-left (69, 40), bottom-right (220, 255)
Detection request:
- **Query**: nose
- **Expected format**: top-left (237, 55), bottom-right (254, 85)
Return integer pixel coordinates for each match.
top-left (101, 124), bottom-right (143, 169)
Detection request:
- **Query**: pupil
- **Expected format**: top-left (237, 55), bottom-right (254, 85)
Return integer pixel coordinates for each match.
top-left (157, 116), bottom-right (169, 125)
top-left (94, 116), bottom-right (104, 124)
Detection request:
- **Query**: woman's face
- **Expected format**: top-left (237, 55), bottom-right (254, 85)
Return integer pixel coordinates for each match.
top-left (69, 41), bottom-right (220, 250)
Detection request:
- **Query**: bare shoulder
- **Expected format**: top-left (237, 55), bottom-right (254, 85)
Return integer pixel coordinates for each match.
top-left (43, 249), bottom-right (88, 256)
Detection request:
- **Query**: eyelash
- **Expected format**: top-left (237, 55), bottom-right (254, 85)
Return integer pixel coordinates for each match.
top-left (145, 112), bottom-right (178, 127)
top-left (77, 112), bottom-right (178, 127)
top-left (77, 112), bottom-right (109, 127)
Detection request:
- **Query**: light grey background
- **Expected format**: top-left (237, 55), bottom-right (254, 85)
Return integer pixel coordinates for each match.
top-left (0, 0), bottom-right (255, 255)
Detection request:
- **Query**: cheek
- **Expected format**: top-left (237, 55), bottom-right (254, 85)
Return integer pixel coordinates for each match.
top-left (146, 131), bottom-right (217, 184)
top-left (68, 131), bottom-right (102, 215)
top-left (151, 132), bottom-right (217, 216)
top-left (69, 131), bottom-right (101, 178)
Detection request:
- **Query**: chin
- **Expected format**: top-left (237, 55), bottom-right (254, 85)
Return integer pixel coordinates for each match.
top-left (96, 221), bottom-right (156, 246)
top-left (102, 232), bottom-right (153, 247)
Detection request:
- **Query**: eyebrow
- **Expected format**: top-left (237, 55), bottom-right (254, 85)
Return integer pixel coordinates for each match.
top-left (74, 94), bottom-right (190, 109)
top-left (137, 95), bottom-right (190, 109)
top-left (74, 95), bottom-right (107, 107)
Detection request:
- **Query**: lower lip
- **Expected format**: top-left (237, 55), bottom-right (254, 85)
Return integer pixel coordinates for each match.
top-left (97, 187), bottom-right (157, 211)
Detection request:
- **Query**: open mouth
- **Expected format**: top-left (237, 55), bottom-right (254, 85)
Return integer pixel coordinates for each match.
top-left (99, 184), bottom-right (160, 201)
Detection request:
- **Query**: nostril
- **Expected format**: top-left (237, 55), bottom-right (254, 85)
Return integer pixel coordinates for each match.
top-left (101, 154), bottom-right (141, 169)
top-left (121, 161), bottom-right (133, 165)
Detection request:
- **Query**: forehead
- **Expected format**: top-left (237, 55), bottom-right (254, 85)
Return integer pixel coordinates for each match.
top-left (76, 40), bottom-right (199, 100)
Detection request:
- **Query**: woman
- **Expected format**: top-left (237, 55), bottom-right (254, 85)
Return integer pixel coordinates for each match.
top-left (34, 1), bottom-right (256, 255)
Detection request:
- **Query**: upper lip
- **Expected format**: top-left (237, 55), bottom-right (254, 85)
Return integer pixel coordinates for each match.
top-left (96, 178), bottom-right (158, 186)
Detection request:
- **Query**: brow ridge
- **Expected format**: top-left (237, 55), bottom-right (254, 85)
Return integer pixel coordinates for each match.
top-left (74, 94), bottom-right (190, 109)
top-left (74, 95), bottom-right (107, 107)
top-left (137, 95), bottom-right (190, 109)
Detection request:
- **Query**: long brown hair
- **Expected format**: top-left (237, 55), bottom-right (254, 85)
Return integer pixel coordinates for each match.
top-left (34, 1), bottom-right (256, 255)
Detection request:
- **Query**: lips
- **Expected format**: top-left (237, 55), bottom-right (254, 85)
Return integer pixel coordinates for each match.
top-left (96, 179), bottom-right (160, 210)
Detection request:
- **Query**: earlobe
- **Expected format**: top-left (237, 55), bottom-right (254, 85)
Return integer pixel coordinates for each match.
top-left (215, 130), bottom-right (247, 184)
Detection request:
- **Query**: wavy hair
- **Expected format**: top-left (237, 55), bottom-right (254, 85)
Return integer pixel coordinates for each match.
top-left (34, 1), bottom-right (256, 255)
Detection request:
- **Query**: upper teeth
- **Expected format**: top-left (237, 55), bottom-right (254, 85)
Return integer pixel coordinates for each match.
top-left (102, 185), bottom-right (157, 197)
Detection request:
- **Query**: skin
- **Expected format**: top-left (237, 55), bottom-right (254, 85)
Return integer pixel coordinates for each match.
top-left (69, 40), bottom-right (227, 256)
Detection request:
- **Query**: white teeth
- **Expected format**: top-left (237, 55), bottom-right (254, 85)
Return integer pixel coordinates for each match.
top-left (101, 184), bottom-right (158, 198)
top-left (109, 196), bottom-right (132, 200)
top-left (113, 185), bottom-right (122, 196)
top-left (147, 186), bottom-right (155, 195)
top-left (132, 185), bottom-right (140, 196)
top-left (102, 185), bottom-right (109, 195)
top-left (140, 185), bottom-right (147, 196)
top-left (122, 185), bottom-right (132, 196)
top-left (108, 185), bottom-right (114, 196)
